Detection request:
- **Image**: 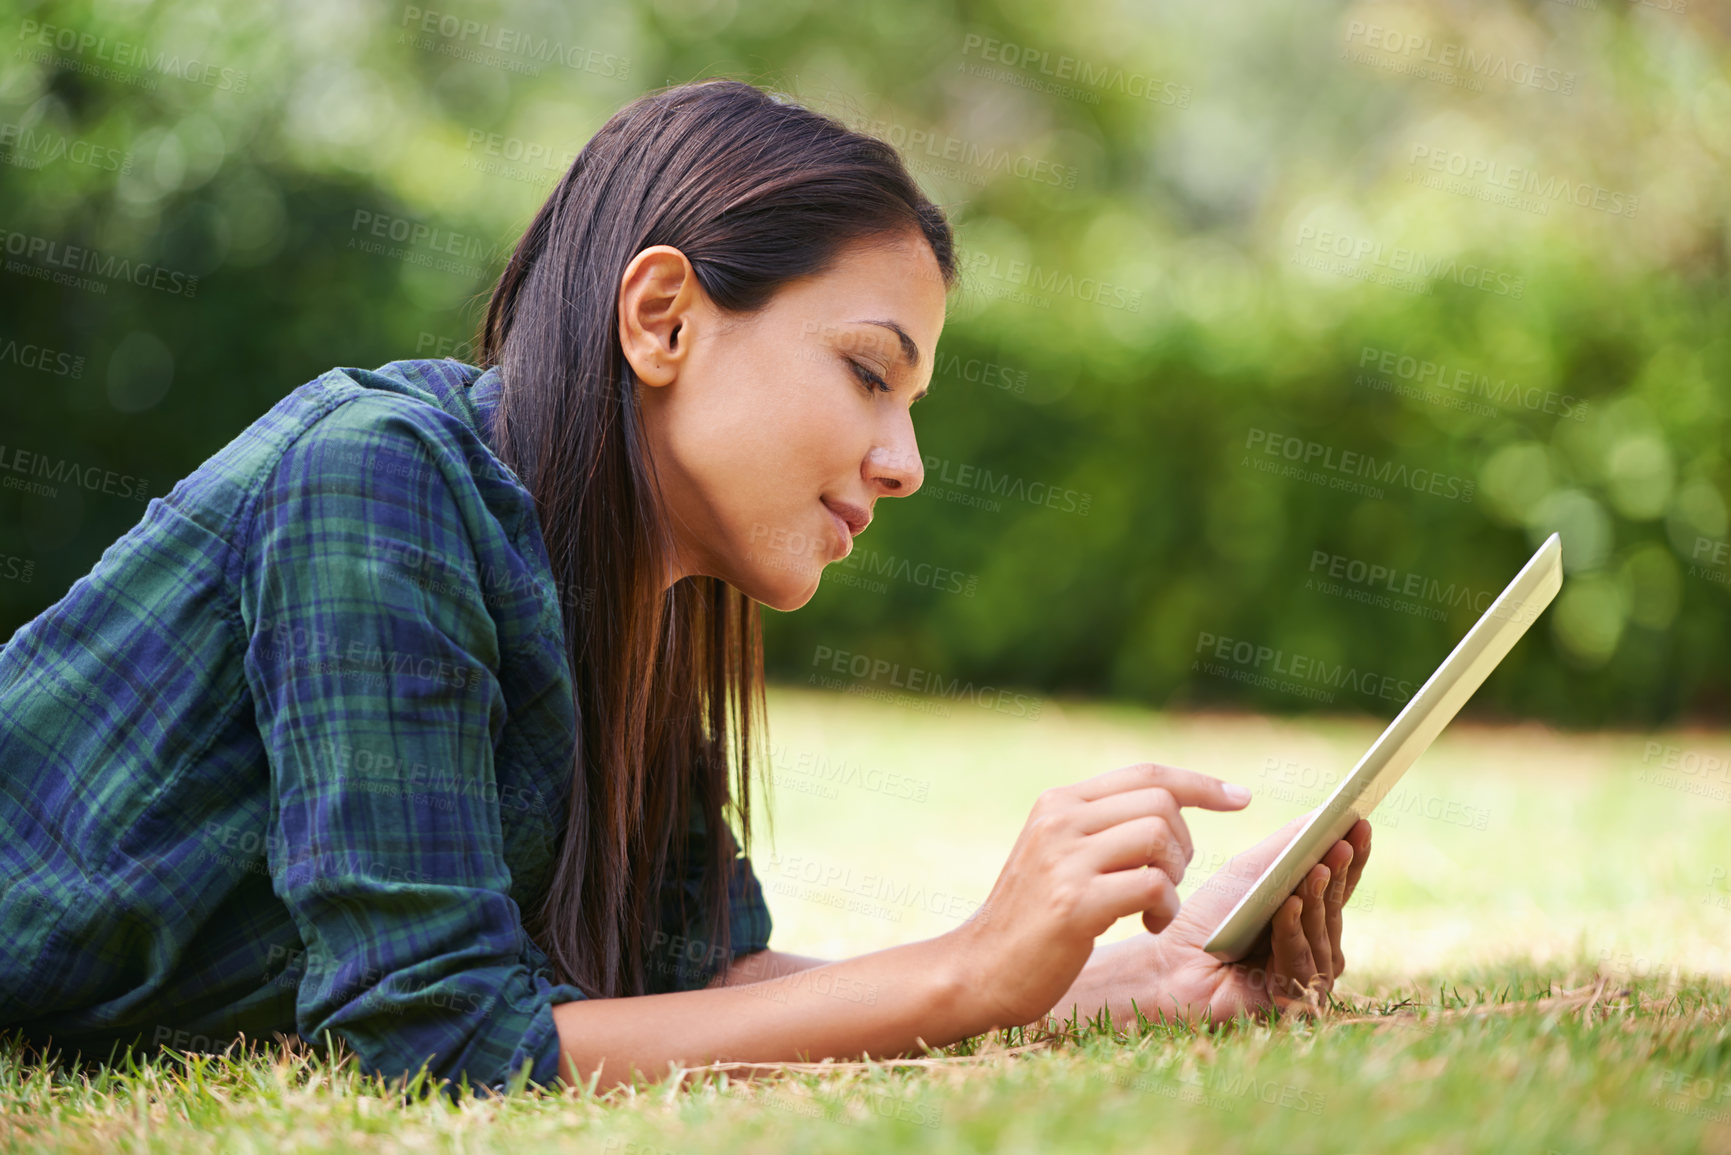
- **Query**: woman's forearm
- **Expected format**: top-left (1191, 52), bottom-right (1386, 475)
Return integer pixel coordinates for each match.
top-left (549, 933), bottom-right (992, 1089)
top-left (705, 948), bottom-right (832, 986)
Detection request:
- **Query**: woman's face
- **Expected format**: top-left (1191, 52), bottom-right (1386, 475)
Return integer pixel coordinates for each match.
top-left (620, 229), bottom-right (948, 611)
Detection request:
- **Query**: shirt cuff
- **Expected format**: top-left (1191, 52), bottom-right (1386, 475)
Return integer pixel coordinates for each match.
top-left (508, 968), bottom-right (592, 1093)
top-left (328, 954), bottom-right (590, 1100)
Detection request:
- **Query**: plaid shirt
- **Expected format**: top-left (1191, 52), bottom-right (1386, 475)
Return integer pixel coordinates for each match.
top-left (0, 358), bottom-right (773, 1096)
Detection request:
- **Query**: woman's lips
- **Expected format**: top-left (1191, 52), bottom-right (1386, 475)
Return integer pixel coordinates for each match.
top-left (821, 497), bottom-right (872, 536)
top-left (823, 502), bottom-right (854, 558)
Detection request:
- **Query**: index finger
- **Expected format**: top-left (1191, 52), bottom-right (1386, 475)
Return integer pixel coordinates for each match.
top-left (1068, 762), bottom-right (1253, 811)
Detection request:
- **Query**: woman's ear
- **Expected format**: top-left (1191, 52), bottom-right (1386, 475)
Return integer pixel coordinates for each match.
top-left (618, 245), bottom-right (700, 389)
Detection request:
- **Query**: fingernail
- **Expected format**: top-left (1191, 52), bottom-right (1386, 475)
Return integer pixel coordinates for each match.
top-left (1224, 783), bottom-right (1252, 804)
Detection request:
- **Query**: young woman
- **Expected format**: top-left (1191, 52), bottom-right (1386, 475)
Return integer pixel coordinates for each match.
top-left (0, 79), bottom-right (1372, 1099)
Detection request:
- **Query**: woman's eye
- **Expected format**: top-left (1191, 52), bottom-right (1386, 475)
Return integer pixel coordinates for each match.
top-left (849, 359), bottom-right (892, 394)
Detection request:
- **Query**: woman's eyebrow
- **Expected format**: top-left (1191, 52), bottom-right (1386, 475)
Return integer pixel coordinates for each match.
top-left (850, 319), bottom-right (920, 370)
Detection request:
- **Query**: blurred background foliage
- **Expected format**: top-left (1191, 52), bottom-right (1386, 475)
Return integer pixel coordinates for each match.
top-left (0, 0), bottom-right (1726, 728)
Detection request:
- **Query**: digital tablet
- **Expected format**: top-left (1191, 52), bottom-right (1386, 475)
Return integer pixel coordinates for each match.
top-left (1201, 532), bottom-right (1565, 960)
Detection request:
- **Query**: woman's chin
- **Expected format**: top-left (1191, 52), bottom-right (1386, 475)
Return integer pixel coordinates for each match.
top-left (741, 567), bottom-right (824, 612)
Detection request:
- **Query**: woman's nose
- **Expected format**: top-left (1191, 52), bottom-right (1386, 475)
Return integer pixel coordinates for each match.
top-left (868, 440), bottom-right (924, 497)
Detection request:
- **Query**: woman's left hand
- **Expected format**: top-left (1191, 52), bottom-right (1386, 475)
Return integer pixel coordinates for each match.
top-left (1044, 814), bottom-right (1373, 1029)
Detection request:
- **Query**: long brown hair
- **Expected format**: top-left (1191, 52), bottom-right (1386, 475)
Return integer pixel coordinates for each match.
top-left (476, 79), bottom-right (959, 998)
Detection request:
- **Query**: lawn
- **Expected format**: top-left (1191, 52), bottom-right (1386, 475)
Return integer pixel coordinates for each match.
top-left (5, 684), bottom-right (1729, 1154)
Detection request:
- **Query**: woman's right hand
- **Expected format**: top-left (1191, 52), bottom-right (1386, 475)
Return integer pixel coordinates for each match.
top-left (947, 762), bottom-right (1253, 1030)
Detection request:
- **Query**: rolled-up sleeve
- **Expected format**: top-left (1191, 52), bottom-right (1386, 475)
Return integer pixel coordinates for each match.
top-left (238, 394), bottom-right (588, 1097)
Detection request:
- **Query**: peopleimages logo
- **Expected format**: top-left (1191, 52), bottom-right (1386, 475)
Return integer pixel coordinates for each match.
top-left (1341, 22), bottom-right (1577, 95)
top-left (0, 121), bottom-right (132, 173)
top-left (812, 95), bottom-right (1080, 191)
top-left (921, 454), bottom-right (1092, 515)
top-left (0, 228), bottom-right (199, 298)
top-left (1194, 630), bottom-right (1416, 705)
top-left (1244, 428), bottom-right (1477, 504)
top-left (1294, 225), bottom-right (1524, 299)
top-left (1356, 344), bottom-right (1588, 422)
top-left (348, 209), bottom-right (510, 266)
top-left (933, 350), bottom-right (1028, 395)
top-left (1407, 145), bottom-right (1637, 218)
top-left (16, 19), bottom-right (251, 91)
top-left (398, 6), bottom-right (631, 78)
top-left (809, 644), bottom-right (1044, 719)
top-left (0, 443), bottom-right (149, 501)
top-left (958, 34), bottom-right (1192, 107)
top-left (0, 337), bottom-right (83, 378)
top-left (766, 741), bottom-right (931, 803)
top-left (835, 545), bottom-right (979, 597)
top-left (462, 130), bottom-right (576, 180)
top-left (1306, 548), bottom-right (1502, 623)
top-left (955, 245), bottom-right (1143, 312)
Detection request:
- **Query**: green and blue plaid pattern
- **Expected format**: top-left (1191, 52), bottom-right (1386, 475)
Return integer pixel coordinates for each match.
top-left (0, 358), bottom-right (773, 1096)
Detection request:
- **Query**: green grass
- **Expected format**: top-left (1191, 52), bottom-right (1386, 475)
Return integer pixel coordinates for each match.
top-left (7, 686), bottom-right (1730, 1154)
